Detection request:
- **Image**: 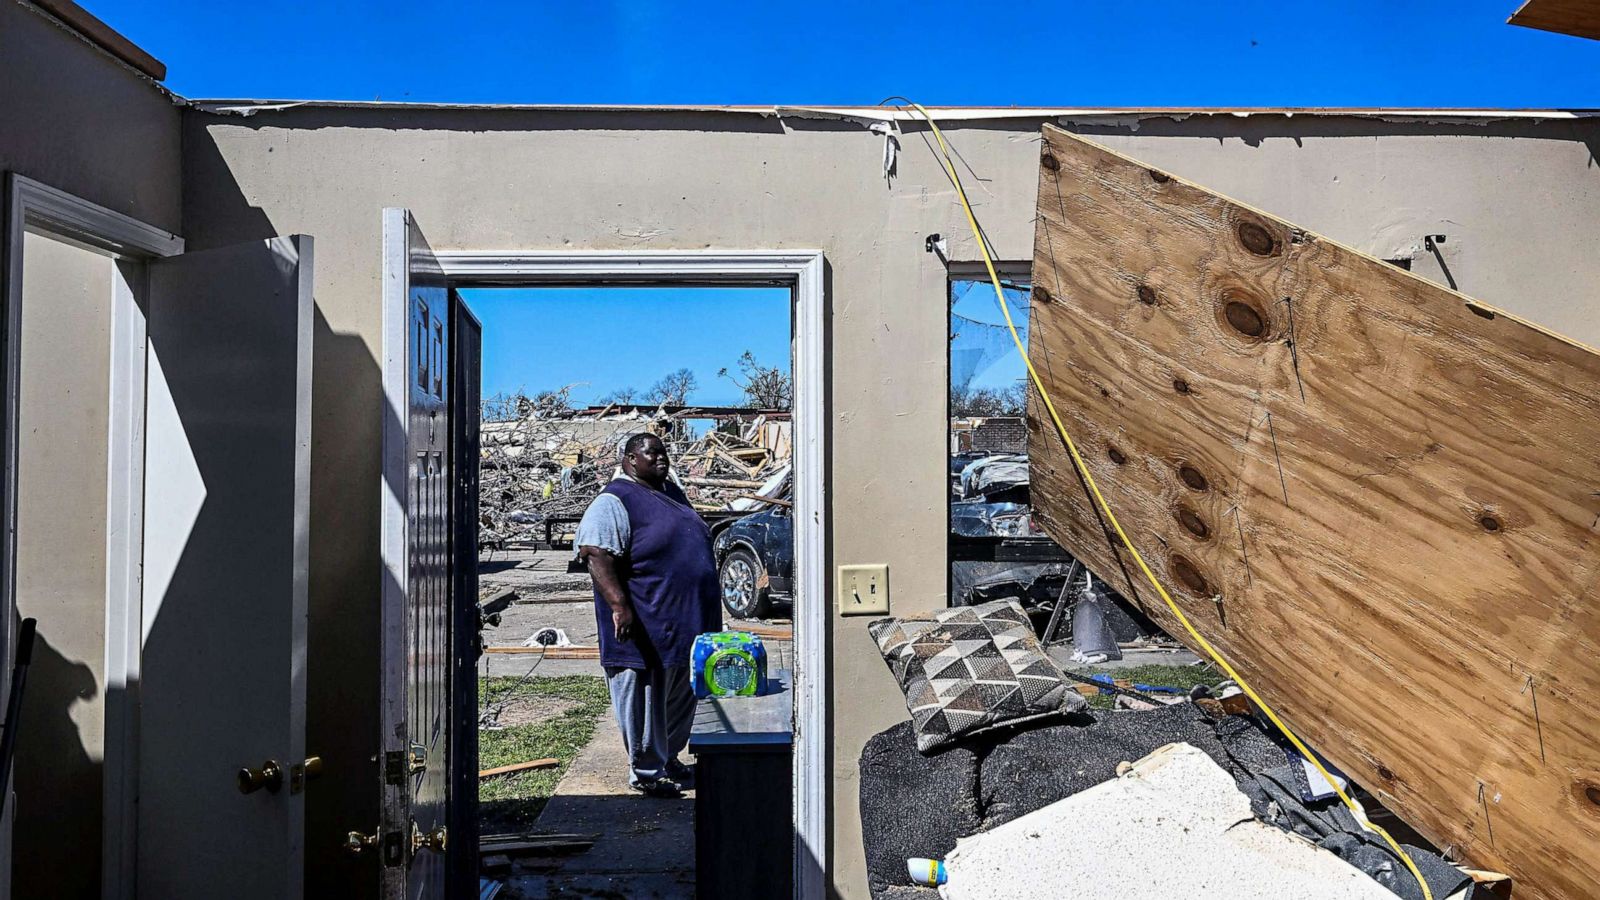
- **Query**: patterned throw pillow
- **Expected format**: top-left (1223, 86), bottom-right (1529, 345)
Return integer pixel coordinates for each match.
top-left (869, 598), bottom-right (1085, 753)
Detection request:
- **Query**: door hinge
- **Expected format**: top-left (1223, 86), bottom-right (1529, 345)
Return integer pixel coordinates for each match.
top-left (384, 750), bottom-right (407, 786)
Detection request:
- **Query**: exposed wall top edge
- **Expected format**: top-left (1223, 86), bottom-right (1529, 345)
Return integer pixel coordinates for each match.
top-left (183, 100), bottom-right (1600, 121)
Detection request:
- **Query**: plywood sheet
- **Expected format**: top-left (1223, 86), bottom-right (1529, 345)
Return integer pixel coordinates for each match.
top-left (1027, 123), bottom-right (1600, 900)
top-left (1509, 0), bottom-right (1600, 42)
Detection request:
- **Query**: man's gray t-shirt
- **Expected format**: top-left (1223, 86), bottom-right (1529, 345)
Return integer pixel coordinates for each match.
top-left (574, 490), bottom-right (631, 557)
top-left (575, 472), bottom-right (695, 557)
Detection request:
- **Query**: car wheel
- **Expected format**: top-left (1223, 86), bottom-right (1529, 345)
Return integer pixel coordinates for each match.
top-left (719, 547), bottom-right (771, 619)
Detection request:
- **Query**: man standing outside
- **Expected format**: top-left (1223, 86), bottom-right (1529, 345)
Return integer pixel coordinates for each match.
top-left (576, 432), bottom-right (721, 796)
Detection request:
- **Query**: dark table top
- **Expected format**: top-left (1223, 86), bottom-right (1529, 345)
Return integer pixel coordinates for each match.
top-left (688, 668), bottom-right (794, 754)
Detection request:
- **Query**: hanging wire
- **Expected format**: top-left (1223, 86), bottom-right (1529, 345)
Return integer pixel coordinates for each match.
top-left (887, 97), bottom-right (1434, 900)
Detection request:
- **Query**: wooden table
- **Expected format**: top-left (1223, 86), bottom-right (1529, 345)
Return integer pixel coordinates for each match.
top-left (687, 668), bottom-right (793, 900)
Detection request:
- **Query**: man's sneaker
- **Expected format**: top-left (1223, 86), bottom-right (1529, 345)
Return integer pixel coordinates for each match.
top-left (629, 777), bottom-right (682, 798)
top-left (665, 762), bottom-right (695, 789)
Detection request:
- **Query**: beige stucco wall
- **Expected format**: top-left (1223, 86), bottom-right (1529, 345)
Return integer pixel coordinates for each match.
top-left (13, 231), bottom-right (114, 898)
top-left (0, 6), bottom-right (180, 894)
top-left (0, 0), bottom-right (183, 232)
top-left (180, 105), bottom-right (1600, 897)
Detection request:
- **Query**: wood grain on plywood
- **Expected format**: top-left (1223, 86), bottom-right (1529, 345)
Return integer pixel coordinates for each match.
top-left (1027, 123), bottom-right (1600, 900)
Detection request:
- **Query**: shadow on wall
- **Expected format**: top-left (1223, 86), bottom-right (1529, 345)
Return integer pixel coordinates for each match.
top-left (11, 621), bottom-right (103, 898)
top-left (183, 119), bottom-right (387, 897)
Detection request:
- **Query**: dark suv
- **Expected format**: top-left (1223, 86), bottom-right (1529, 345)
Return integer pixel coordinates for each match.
top-left (711, 502), bottom-right (793, 619)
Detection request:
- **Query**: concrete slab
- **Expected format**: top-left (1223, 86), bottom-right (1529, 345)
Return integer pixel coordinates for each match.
top-left (499, 709), bottom-right (696, 899)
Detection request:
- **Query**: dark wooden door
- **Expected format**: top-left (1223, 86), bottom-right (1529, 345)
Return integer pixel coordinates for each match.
top-left (447, 290), bottom-right (482, 896)
top-left (381, 210), bottom-right (451, 899)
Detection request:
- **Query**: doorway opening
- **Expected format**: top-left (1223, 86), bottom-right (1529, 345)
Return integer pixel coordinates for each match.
top-left (463, 283), bottom-right (795, 894)
top-left (381, 225), bottom-right (828, 900)
top-left (8, 228), bottom-right (124, 898)
top-left (8, 176), bottom-right (313, 900)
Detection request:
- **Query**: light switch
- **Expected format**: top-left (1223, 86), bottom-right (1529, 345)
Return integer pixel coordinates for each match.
top-left (837, 564), bottom-right (890, 616)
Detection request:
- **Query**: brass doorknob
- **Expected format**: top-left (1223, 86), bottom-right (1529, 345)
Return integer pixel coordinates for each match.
top-left (412, 822), bottom-right (447, 854)
top-left (238, 760), bottom-right (283, 794)
top-left (408, 743), bottom-right (427, 775)
top-left (343, 830), bottom-right (377, 857)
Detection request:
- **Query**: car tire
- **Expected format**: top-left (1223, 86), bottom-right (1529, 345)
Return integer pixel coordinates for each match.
top-left (719, 547), bottom-right (771, 619)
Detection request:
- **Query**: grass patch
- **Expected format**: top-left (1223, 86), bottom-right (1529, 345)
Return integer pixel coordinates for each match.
top-left (1067, 662), bottom-right (1226, 710)
top-left (479, 675), bottom-right (611, 834)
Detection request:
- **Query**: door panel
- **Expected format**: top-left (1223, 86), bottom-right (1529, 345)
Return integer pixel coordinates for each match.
top-left (380, 210), bottom-right (451, 899)
top-left (447, 293), bottom-right (482, 897)
top-left (139, 236), bottom-right (313, 899)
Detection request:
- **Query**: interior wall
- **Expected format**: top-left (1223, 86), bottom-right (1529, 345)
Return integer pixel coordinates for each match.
top-left (13, 230), bottom-right (115, 898)
top-left (1, 7), bottom-right (179, 893)
top-left (0, 1), bottom-right (182, 233)
top-left (178, 105), bottom-right (1600, 899)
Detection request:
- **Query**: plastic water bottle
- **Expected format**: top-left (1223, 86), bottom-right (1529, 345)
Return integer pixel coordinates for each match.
top-left (907, 858), bottom-right (947, 887)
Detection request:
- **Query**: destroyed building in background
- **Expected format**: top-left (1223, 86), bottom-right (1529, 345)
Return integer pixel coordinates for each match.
top-left (949, 416), bottom-right (1027, 456)
top-left (479, 391), bottom-right (792, 548)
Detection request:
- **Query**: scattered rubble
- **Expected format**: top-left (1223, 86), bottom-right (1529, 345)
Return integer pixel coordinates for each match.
top-left (478, 389), bottom-right (791, 548)
top-left (860, 697), bottom-right (1476, 900)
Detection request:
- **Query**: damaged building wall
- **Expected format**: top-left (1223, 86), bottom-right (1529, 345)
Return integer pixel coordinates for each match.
top-left (0, 4), bottom-right (181, 896)
top-left (0, 0), bottom-right (183, 232)
top-left (177, 105), bottom-right (1600, 898)
top-left (1060, 113), bottom-right (1600, 345)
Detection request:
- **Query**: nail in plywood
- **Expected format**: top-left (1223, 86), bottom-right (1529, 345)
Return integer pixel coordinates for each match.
top-left (1027, 123), bottom-right (1600, 900)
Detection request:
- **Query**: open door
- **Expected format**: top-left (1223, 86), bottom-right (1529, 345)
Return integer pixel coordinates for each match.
top-left (447, 292), bottom-right (482, 897)
top-left (380, 209), bottom-right (459, 898)
top-left (137, 235), bottom-right (313, 898)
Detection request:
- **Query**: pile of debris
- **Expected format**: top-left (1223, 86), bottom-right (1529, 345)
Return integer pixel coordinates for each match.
top-left (671, 416), bottom-right (791, 512)
top-left (478, 395), bottom-right (791, 547)
top-left (860, 697), bottom-right (1491, 900)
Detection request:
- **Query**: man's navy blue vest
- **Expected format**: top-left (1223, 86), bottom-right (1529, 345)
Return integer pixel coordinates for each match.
top-left (594, 477), bottom-right (722, 669)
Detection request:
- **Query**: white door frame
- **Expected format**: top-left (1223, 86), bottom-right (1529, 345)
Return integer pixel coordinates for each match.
top-left (1, 173), bottom-right (184, 898)
top-left (429, 249), bottom-right (828, 900)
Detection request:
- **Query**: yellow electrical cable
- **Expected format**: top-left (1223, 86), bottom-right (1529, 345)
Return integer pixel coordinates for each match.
top-left (891, 98), bottom-right (1433, 900)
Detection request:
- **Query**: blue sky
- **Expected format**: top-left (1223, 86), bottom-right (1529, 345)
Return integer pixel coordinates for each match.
top-left (950, 279), bottom-right (1031, 393)
top-left (87, 1), bottom-right (1600, 106)
top-left (458, 287), bottom-right (790, 408)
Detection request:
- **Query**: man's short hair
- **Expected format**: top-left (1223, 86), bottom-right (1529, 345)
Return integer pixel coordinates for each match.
top-left (622, 432), bottom-right (657, 458)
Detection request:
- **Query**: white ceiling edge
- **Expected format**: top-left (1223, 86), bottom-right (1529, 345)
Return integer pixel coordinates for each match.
top-left (183, 100), bottom-right (1600, 122)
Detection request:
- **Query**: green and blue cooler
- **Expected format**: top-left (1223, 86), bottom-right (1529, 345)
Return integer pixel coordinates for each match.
top-left (691, 631), bottom-right (768, 698)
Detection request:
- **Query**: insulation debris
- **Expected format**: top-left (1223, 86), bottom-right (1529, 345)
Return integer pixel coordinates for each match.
top-left (942, 743), bottom-right (1398, 900)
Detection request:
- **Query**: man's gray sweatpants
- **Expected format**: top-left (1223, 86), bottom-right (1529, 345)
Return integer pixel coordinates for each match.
top-left (605, 666), bottom-right (695, 786)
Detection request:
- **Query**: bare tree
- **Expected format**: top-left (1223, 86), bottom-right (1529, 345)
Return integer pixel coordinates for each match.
top-left (950, 382), bottom-right (1026, 417)
top-left (718, 351), bottom-right (792, 409)
top-left (527, 386), bottom-right (576, 418)
top-left (483, 387), bottom-right (579, 422)
top-left (646, 368), bottom-right (698, 406)
top-left (601, 386), bottom-right (639, 404)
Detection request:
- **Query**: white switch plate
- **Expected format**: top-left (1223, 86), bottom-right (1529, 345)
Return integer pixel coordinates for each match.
top-left (837, 563), bottom-right (890, 616)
